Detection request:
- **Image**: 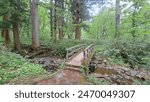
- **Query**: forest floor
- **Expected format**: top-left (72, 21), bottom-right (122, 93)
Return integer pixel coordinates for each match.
top-left (11, 45), bottom-right (86, 85)
top-left (89, 53), bottom-right (150, 85)
top-left (10, 45), bottom-right (150, 85)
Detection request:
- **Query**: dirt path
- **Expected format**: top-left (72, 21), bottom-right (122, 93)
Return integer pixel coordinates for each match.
top-left (37, 68), bottom-right (86, 85)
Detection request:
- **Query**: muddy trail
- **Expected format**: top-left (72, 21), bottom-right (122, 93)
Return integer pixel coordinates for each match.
top-left (89, 53), bottom-right (150, 85)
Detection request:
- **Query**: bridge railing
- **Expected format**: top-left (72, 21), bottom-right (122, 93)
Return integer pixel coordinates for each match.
top-left (83, 44), bottom-right (94, 60)
top-left (83, 44), bottom-right (94, 75)
top-left (66, 44), bottom-right (85, 60)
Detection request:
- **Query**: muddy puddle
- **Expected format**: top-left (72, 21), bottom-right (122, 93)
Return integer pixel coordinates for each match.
top-left (89, 53), bottom-right (150, 85)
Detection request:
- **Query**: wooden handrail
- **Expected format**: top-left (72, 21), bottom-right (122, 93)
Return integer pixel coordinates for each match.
top-left (66, 44), bottom-right (85, 59)
top-left (83, 44), bottom-right (94, 75)
top-left (83, 44), bottom-right (94, 60)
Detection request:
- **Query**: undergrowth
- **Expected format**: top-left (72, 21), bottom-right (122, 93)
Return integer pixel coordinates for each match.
top-left (95, 38), bottom-right (150, 69)
top-left (0, 47), bottom-right (46, 84)
top-left (87, 75), bottom-right (110, 85)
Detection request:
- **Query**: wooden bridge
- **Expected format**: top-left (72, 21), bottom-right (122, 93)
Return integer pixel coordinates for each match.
top-left (65, 44), bottom-right (94, 74)
top-left (37, 44), bottom-right (95, 85)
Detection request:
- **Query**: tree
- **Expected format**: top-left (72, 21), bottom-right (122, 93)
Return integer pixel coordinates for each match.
top-left (120, 0), bottom-right (149, 38)
top-left (12, 20), bottom-right (20, 50)
top-left (50, 0), bottom-right (54, 40)
top-left (75, 0), bottom-right (81, 40)
top-left (3, 16), bottom-right (10, 48)
top-left (58, 0), bottom-right (64, 40)
top-left (30, 0), bottom-right (40, 49)
top-left (115, 0), bottom-right (121, 38)
top-left (53, 0), bottom-right (58, 42)
top-left (0, 0), bottom-right (11, 48)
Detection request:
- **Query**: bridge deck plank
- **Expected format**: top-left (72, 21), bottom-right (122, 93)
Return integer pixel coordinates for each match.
top-left (66, 52), bottom-right (84, 67)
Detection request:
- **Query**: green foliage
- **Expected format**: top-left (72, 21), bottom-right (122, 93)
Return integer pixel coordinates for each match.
top-left (121, 1), bottom-right (150, 38)
top-left (38, 6), bottom-right (50, 38)
top-left (87, 75), bottom-right (110, 85)
top-left (132, 79), bottom-right (142, 85)
top-left (50, 40), bottom-right (85, 57)
top-left (0, 49), bottom-right (45, 84)
top-left (99, 38), bottom-right (150, 69)
top-left (85, 8), bottom-right (115, 39)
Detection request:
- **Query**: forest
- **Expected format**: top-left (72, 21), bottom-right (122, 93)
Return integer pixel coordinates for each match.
top-left (0, 0), bottom-right (150, 85)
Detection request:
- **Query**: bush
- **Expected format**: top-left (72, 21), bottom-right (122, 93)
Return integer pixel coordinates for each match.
top-left (99, 38), bottom-right (150, 69)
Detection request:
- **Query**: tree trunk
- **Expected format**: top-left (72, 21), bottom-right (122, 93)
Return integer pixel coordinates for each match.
top-left (30, 0), bottom-right (40, 49)
top-left (1, 29), bottom-right (4, 37)
top-left (75, 0), bottom-right (81, 40)
top-left (54, 0), bottom-right (58, 42)
top-left (132, 11), bottom-right (136, 37)
top-left (131, 3), bottom-right (138, 38)
top-left (115, 0), bottom-right (120, 39)
top-left (3, 16), bottom-right (10, 48)
top-left (50, 0), bottom-right (54, 40)
top-left (1, 16), bottom-right (5, 37)
top-left (58, 0), bottom-right (64, 40)
top-left (69, 0), bottom-right (74, 39)
top-left (12, 21), bottom-right (20, 51)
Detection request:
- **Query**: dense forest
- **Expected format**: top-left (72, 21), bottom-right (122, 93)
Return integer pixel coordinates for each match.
top-left (0, 0), bottom-right (150, 85)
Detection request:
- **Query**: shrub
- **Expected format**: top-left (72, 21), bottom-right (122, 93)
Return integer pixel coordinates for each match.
top-left (101, 38), bottom-right (150, 69)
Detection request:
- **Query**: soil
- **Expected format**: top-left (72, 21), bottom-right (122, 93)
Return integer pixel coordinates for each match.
top-left (37, 68), bottom-right (86, 85)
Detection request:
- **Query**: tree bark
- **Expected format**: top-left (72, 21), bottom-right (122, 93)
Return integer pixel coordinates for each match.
top-left (30, 0), bottom-right (40, 49)
top-left (12, 21), bottom-right (20, 51)
top-left (75, 0), bottom-right (81, 40)
top-left (132, 11), bottom-right (136, 37)
top-left (115, 0), bottom-right (120, 39)
top-left (58, 0), bottom-right (64, 40)
top-left (3, 16), bottom-right (10, 48)
top-left (131, 3), bottom-right (138, 38)
top-left (1, 29), bottom-right (4, 37)
top-left (69, 0), bottom-right (74, 39)
top-left (54, 0), bottom-right (58, 42)
top-left (50, 0), bottom-right (54, 40)
top-left (1, 16), bottom-right (5, 37)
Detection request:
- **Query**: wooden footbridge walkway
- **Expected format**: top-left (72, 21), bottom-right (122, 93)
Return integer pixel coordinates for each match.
top-left (37, 44), bottom-right (95, 85)
top-left (65, 44), bottom-right (94, 73)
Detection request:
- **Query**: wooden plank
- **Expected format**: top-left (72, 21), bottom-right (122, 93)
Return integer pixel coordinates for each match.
top-left (82, 44), bottom-right (94, 75)
top-left (66, 44), bottom-right (85, 59)
top-left (83, 44), bottom-right (94, 59)
top-left (66, 44), bottom-right (83, 51)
